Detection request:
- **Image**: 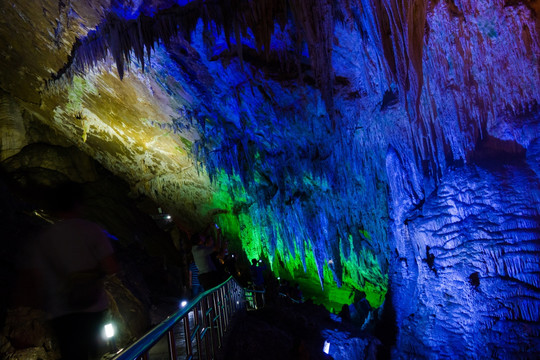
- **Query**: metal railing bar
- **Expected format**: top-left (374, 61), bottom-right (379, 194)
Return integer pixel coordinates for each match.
top-left (167, 329), bottom-right (177, 360)
top-left (245, 288), bottom-right (266, 293)
top-left (214, 293), bottom-right (223, 349)
top-left (209, 295), bottom-right (218, 357)
top-left (195, 303), bottom-right (202, 360)
top-left (190, 325), bottom-right (200, 342)
top-left (201, 299), bottom-right (210, 359)
top-left (183, 317), bottom-right (192, 357)
top-left (222, 287), bottom-right (230, 327)
top-left (112, 276), bottom-right (242, 360)
top-left (213, 293), bottom-right (222, 346)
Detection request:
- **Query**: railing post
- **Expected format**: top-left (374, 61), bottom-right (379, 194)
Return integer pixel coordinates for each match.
top-left (210, 292), bottom-right (218, 355)
top-left (227, 283), bottom-right (233, 324)
top-left (228, 281), bottom-right (235, 321)
top-left (183, 315), bottom-right (192, 358)
top-left (111, 277), bottom-right (245, 360)
top-left (207, 294), bottom-right (216, 359)
top-left (195, 303), bottom-right (203, 360)
top-left (216, 288), bottom-right (225, 345)
top-left (202, 297), bottom-right (211, 360)
top-left (222, 285), bottom-right (229, 328)
top-left (167, 328), bottom-right (177, 360)
top-left (213, 291), bottom-right (222, 349)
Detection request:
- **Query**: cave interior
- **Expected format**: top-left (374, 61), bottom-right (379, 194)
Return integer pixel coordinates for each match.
top-left (0, 0), bottom-right (539, 359)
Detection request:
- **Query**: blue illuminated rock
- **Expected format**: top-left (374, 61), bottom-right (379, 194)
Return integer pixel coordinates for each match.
top-left (0, 0), bottom-right (538, 358)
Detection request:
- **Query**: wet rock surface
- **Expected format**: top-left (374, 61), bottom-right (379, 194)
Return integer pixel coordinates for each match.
top-left (219, 300), bottom-right (380, 360)
top-left (389, 160), bottom-right (540, 358)
top-left (0, 162), bottom-right (188, 360)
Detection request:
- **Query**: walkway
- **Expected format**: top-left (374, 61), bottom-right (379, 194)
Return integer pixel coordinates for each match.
top-left (110, 277), bottom-right (245, 360)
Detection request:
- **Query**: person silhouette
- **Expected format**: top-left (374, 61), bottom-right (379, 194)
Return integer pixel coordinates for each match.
top-left (188, 258), bottom-right (203, 298)
top-left (249, 259), bottom-right (266, 288)
top-left (32, 183), bottom-right (118, 360)
top-left (191, 232), bottom-right (221, 290)
top-left (249, 259), bottom-right (266, 309)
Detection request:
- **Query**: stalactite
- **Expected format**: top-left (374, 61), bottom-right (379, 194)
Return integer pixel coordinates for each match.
top-left (289, 0), bottom-right (335, 119)
top-left (51, 0), bottom-right (336, 118)
top-left (39, 0), bottom-right (539, 325)
top-left (186, 57), bottom-right (389, 302)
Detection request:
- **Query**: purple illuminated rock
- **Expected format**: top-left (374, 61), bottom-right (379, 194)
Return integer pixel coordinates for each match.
top-left (388, 155), bottom-right (540, 358)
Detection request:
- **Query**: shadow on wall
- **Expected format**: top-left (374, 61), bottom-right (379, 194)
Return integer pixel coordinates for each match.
top-left (373, 285), bottom-right (397, 360)
top-left (0, 168), bottom-right (189, 360)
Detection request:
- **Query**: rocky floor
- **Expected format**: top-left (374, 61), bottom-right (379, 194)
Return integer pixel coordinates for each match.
top-left (218, 298), bottom-right (382, 360)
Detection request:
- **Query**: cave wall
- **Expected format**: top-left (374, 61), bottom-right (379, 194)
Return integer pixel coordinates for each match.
top-left (0, 0), bottom-right (215, 229)
top-left (382, 1), bottom-right (540, 357)
top-left (387, 142), bottom-right (540, 358)
top-left (0, 92), bottom-right (188, 359)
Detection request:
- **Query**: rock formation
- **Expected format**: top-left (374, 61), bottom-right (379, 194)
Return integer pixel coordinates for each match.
top-left (0, 0), bottom-right (538, 358)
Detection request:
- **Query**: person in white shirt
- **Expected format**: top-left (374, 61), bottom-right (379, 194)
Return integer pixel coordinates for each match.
top-left (191, 232), bottom-right (221, 290)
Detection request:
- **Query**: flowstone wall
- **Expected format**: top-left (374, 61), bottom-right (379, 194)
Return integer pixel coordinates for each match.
top-left (387, 140), bottom-right (540, 358)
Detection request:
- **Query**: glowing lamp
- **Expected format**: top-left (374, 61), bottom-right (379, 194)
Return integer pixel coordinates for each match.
top-left (104, 323), bottom-right (115, 339)
top-left (323, 340), bottom-right (330, 354)
top-left (180, 300), bottom-right (188, 307)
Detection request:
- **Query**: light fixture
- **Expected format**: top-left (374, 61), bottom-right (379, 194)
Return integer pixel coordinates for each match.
top-left (104, 323), bottom-right (115, 339)
top-left (323, 340), bottom-right (330, 354)
top-left (181, 300), bottom-right (188, 307)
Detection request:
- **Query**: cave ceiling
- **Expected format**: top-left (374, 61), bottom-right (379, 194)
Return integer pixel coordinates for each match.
top-left (1, 0), bottom-right (539, 310)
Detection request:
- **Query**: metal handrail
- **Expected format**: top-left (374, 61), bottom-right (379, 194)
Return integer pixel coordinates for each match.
top-left (243, 287), bottom-right (266, 311)
top-left (112, 276), bottom-right (245, 360)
